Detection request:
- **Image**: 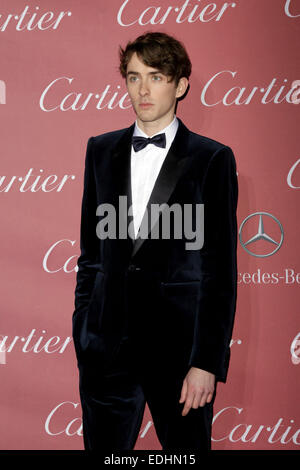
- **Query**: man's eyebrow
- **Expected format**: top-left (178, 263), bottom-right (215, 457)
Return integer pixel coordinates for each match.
top-left (126, 70), bottom-right (163, 76)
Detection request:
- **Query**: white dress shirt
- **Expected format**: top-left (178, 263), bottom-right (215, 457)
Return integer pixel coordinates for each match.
top-left (130, 115), bottom-right (179, 238)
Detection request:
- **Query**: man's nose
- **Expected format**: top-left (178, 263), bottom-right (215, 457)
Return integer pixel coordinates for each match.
top-left (138, 80), bottom-right (150, 96)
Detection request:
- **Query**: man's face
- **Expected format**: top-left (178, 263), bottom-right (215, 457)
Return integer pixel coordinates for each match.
top-left (125, 52), bottom-right (185, 133)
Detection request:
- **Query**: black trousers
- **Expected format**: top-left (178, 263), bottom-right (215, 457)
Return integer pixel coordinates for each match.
top-left (78, 335), bottom-right (216, 451)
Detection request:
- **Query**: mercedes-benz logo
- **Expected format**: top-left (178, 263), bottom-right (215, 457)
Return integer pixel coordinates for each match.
top-left (239, 212), bottom-right (284, 257)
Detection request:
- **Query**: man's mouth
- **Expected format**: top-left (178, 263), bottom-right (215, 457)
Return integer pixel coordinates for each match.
top-left (139, 103), bottom-right (153, 108)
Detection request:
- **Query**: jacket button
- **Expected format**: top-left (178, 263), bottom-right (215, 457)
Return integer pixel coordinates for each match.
top-left (128, 264), bottom-right (141, 272)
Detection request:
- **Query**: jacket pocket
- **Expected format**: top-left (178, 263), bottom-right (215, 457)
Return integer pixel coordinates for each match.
top-left (161, 280), bottom-right (201, 297)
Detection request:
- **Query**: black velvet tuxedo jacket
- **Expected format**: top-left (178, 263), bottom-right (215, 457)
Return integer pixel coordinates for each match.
top-left (72, 118), bottom-right (238, 383)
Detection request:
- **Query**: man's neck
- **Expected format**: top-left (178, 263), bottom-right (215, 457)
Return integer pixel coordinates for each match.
top-left (136, 114), bottom-right (176, 137)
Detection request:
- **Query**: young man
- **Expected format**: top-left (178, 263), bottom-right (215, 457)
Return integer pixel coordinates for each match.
top-left (72, 32), bottom-right (238, 452)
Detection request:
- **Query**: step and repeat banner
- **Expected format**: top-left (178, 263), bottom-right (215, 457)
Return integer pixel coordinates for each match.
top-left (0, 0), bottom-right (299, 451)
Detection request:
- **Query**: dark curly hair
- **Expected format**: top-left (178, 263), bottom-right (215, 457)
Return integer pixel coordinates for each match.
top-left (119, 31), bottom-right (192, 85)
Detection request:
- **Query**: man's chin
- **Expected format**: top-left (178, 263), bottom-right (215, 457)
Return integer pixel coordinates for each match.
top-left (136, 109), bottom-right (162, 122)
top-left (132, 106), bottom-right (155, 121)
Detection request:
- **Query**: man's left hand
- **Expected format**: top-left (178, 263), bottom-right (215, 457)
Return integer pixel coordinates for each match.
top-left (179, 367), bottom-right (215, 416)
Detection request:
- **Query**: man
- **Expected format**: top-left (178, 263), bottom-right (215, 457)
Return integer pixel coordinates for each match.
top-left (72, 32), bottom-right (238, 452)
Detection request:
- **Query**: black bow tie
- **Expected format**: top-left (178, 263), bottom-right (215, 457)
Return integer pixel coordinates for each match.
top-left (132, 133), bottom-right (166, 152)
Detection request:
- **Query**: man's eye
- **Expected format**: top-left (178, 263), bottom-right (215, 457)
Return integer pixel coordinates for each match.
top-left (129, 76), bottom-right (138, 82)
top-left (152, 75), bottom-right (162, 81)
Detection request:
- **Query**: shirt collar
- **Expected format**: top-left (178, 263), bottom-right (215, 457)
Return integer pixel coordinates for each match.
top-left (133, 116), bottom-right (179, 150)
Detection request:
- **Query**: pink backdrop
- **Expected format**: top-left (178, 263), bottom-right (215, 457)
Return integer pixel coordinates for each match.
top-left (0, 0), bottom-right (299, 450)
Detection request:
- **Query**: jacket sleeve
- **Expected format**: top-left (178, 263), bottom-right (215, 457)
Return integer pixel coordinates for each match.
top-left (72, 136), bottom-right (99, 361)
top-left (188, 145), bottom-right (238, 383)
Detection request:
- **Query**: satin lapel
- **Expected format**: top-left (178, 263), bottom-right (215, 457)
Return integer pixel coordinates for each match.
top-left (131, 118), bottom-right (191, 259)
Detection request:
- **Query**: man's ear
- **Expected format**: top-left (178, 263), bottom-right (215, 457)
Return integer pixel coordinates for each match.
top-left (175, 77), bottom-right (189, 99)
